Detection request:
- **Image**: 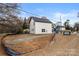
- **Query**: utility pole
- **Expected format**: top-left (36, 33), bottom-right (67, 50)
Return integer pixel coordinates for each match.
top-left (60, 16), bottom-right (62, 26)
top-left (77, 12), bottom-right (79, 18)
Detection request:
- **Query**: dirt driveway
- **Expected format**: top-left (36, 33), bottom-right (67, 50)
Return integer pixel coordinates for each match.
top-left (0, 34), bottom-right (79, 56)
top-left (0, 34), bottom-right (53, 56)
top-left (22, 34), bottom-right (79, 56)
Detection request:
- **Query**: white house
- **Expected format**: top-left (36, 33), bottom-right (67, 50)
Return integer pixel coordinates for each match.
top-left (29, 17), bottom-right (52, 34)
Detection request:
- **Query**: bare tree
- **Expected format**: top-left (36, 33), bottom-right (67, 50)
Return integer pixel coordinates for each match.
top-left (0, 3), bottom-right (19, 15)
top-left (74, 22), bottom-right (79, 32)
top-left (0, 3), bottom-right (24, 34)
top-left (22, 17), bottom-right (27, 29)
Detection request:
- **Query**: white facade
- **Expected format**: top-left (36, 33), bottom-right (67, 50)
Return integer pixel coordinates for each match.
top-left (30, 19), bottom-right (35, 34)
top-left (30, 19), bottom-right (52, 34)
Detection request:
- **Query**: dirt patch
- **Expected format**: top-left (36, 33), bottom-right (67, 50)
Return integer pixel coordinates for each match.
top-left (1, 34), bottom-right (79, 56)
top-left (3, 34), bottom-right (53, 55)
top-left (21, 34), bottom-right (79, 56)
top-left (0, 36), bottom-right (8, 56)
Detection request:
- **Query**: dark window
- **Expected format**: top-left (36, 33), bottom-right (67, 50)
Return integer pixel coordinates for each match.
top-left (42, 29), bottom-right (45, 32)
top-left (32, 29), bottom-right (34, 31)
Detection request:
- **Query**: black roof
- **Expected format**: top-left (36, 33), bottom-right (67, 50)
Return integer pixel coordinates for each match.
top-left (29, 17), bottom-right (52, 23)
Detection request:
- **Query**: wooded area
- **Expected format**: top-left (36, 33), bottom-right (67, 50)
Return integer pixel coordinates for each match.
top-left (0, 3), bottom-right (29, 34)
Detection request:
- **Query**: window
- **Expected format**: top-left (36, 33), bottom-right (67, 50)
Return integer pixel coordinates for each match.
top-left (32, 28), bottom-right (34, 31)
top-left (42, 29), bottom-right (45, 32)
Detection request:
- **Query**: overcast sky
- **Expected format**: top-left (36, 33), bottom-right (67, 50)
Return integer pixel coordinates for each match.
top-left (19, 3), bottom-right (79, 25)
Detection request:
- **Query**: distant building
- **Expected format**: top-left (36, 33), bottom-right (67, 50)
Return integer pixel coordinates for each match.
top-left (29, 17), bottom-right (52, 34)
top-left (54, 21), bottom-right (65, 33)
top-left (60, 26), bottom-right (65, 31)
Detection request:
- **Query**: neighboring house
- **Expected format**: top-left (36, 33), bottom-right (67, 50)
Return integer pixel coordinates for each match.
top-left (29, 17), bottom-right (52, 34)
top-left (60, 26), bottom-right (65, 31)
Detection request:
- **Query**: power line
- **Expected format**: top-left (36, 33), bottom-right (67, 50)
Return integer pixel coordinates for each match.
top-left (18, 8), bottom-right (40, 17)
top-left (0, 3), bottom-right (40, 17)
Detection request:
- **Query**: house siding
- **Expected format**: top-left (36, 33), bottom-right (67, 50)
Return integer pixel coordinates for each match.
top-left (30, 19), bottom-right (35, 34)
top-left (35, 22), bottom-right (52, 34)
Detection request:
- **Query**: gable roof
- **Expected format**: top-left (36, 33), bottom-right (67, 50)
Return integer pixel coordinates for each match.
top-left (29, 17), bottom-right (52, 23)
